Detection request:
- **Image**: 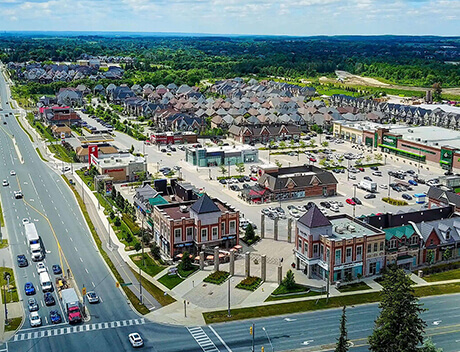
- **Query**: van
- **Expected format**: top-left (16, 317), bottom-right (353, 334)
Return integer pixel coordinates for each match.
top-left (240, 219), bottom-right (250, 229)
top-left (39, 272), bottom-right (53, 292)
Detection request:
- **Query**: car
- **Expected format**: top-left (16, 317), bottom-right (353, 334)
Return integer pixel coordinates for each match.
top-left (364, 194), bottom-right (376, 199)
top-left (52, 264), bottom-right (62, 275)
top-left (309, 157), bottom-right (316, 162)
top-left (237, 177), bottom-right (245, 183)
top-left (29, 312), bottom-right (42, 327)
top-left (268, 212), bottom-right (279, 220)
top-left (49, 310), bottom-right (62, 324)
top-left (219, 179), bottom-right (227, 184)
top-left (406, 170), bottom-right (416, 175)
top-left (36, 262), bottom-right (47, 274)
top-left (289, 209), bottom-right (301, 218)
top-left (372, 171), bottom-right (382, 177)
top-left (169, 146), bottom-right (176, 152)
top-left (379, 184), bottom-right (388, 190)
top-left (2, 180), bottom-right (8, 187)
top-left (2, 121), bottom-right (5, 125)
top-left (86, 291), bottom-right (100, 304)
top-left (408, 179), bottom-right (418, 186)
top-left (358, 167), bottom-right (365, 172)
top-left (250, 176), bottom-right (258, 181)
top-left (352, 197), bottom-right (362, 205)
top-left (160, 148), bottom-right (167, 153)
top-left (10, 170), bottom-right (15, 176)
top-left (402, 193), bottom-right (413, 200)
top-left (25, 282), bottom-right (35, 295)
top-left (28, 298), bottom-right (39, 312)
top-left (346, 198), bottom-right (356, 205)
top-left (243, 176), bottom-right (251, 182)
top-left (242, 183), bottom-right (251, 189)
top-left (22, 218), bottom-right (30, 225)
top-left (129, 332), bottom-right (144, 348)
top-left (349, 174), bottom-right (356, 180)
top-left (330, 205), bottom-right (340, 212)
top-left (13, 191), bottom-right (23, 199)
top-left (44, 292), bottom-right (56, 306)
top-left (261, 208), bottom-right (271, 216)
top-left (370, 166), bottom-right (379, 171)
top-left (364, 176), bottom-right (373, 181)
top-left (17, 254), bottom-right (28, 267)
top-left (274, 206), bottom-right (285, 214)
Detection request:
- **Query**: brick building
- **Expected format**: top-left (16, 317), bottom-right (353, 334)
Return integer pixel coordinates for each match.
top-left (294, 205), bottom-right (385, 283)
top-left (152, 194), bottom-right (239, 259)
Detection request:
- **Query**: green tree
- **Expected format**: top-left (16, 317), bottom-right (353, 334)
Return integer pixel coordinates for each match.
top-left (244, 224), bottom-right (255, 242)
top-left (335, 306), bottom-right (349, 352)
top-left (134, 242), bottom-right (142, 252)
top-left (219, 165), bottom-right (227, 177)
top-left (235, 162), bottom-right (245, 174)
top-left (274, 159), bottom-right (283, 168)
top-left (179, 251), bottom-right (192, 271)
top-left (279, 141), bottom-right (286, 149)
top-left (426, 250), bottom-right (435, 265)
top-left (109, 211), bottom-right (115, 220)
top-left (129, 145), bottom-right (135, 154)
top-left (282, 269), bottom-right (296, 290)
top-left (321, 141), bottom-right (329, 148)
top-left (114, 217), bottom-right (121, 227)
top-left (442, 248), bottom-right (452, 261)
top-left (149, 243), bottom-right (162, 261)
top-left (421, 338), bottom-right (442, 352)
top-left (319, 158), bottom-right (327, 167)
top-left (374, 153), bottom-right (383, 162)
top-left (432, 82), bottom-right (442, 101)
top-left (368, 265), bottom-right (426, 352)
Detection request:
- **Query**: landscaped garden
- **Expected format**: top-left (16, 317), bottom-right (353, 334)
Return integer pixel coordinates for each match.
top-left (203, 271), bottom-right (229, 285)
top-left (236, 276), bottom-right (262, 291)
top-left (337, 281), bottom-right (372, 293)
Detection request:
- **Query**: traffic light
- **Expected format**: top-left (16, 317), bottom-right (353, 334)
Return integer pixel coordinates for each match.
top-left (249, 326), bottom-right (253, 335)
top-left (116, 282), bottom-right (120, 288)
top-left (261, 347), bottom-right (264, 352)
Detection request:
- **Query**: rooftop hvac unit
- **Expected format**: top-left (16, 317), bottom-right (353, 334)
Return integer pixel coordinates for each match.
top-left (335, 226), bottom-right (345, 234)
top-left (347, 225), bottom-right (356, 232)
top-left (179, 205), bottom-right (188, 213)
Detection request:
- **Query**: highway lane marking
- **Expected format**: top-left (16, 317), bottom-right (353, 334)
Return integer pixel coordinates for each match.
top-left (209, 326), bottom-right (232, 352)
top-left (92, 282), bottom-right (95, 287)
top-left (85, 268), bottom-right (89, 274)
top-left (28, 174), bottom-right (38, 196)
top-left (80, 257), bottom-right (83, 262)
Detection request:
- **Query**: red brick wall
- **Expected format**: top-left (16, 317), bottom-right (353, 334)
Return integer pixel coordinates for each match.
top-left (396, 139), bottom-right (440, 163)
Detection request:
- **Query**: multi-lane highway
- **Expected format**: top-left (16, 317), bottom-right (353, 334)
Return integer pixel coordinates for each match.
top-left (2, 65), bottom-right (460, 352)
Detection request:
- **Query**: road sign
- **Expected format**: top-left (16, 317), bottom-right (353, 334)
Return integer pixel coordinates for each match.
top-left (120, 283), bottom-right (132, 287)
top-left (82, 287), bottom-right (87, 296)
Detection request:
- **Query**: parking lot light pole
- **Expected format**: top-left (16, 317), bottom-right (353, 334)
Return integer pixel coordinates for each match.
top-left (388, 174), bottom-right (391, 199)
top-left (353, 184), bottom-right (357, 218)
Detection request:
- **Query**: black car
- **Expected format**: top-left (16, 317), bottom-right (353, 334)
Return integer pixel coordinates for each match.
top-left (17, 254), bottom-right (28, 267)
top-left (370, 166), bottom-right (379, 171)
top-left (243, 176), bottom-right (251, 182)
top-left (320, 201), bottom-right (331, 208)
top-left (402, 193), bottom-right (413, 200)
top-left (364, 176), bottom-right (373, 181)
top-left (242, 183), bottom-right (251, 189)
top-left (44, 292), bottom-right (56, 306)
top-left (219, 179), bottom-right (227, 184)
top-left (238, 178), bottom-right (245, 183)
top-left (52, 265), bottom-right (62, 275)
top-left (364, 193), bottom-right (376, 199)
top-left (305, 201), bottom-right (315, 210)
top-left (352, 197), bottom-right (362, 205)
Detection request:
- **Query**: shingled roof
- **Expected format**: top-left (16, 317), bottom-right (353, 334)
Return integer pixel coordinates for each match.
top-left (190, 194), bottom-right (220, 214)
top-left (298, 205), bottom-right (331, 228)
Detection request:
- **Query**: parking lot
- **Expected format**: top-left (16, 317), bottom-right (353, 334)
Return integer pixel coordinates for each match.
top-left (77, 110), bottom-right (114, 134)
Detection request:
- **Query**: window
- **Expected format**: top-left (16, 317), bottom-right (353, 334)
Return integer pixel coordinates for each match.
top-left (174, 228), bottom-right (181, 241)
top-left (374, 243), bottom-right (378, 252)
top-left (430, 239), bottom-right (434, 245)
top-left (305, 242), bottom-right (308, 256)
top-left (229, 220), bottom-right (236, 234)
top-left (186, 227), bottom-right (193, 241)
top-left (380, 242), bottom-right (384, 251)
top-left (201, 228), bottom-right (207, 242)
top-left (368, 244), bottom-right (372, 253)
top-left (298, 239), bottom-right (302, 251)
top-left (411, 236), bottom-right (418, 245)
top-left (335, 249), bottom-right (341, 265)
top-left (313, 244), bottom-right (319, 256)
top-left (221, 222), bottom-right (225, 235)
top-left (212, 227), bottom-right (218, 240)
top-left (356, 246), bottom-right (362, 261)
top-left (320, 244), bottom-right (324, 258)
top-left (389, 239), bottom-right (397, 249)
top-left (346, 248), bottom-right (352, 262)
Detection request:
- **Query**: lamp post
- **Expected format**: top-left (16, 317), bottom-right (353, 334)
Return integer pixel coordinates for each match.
top-left (262, 327), bottom-right (275, 352)
top-left (388, 173), bottom-right (391, 199)
top-left (227, 276), bottom-right (231, 317)
top-left (353, 184), bottom-right (357, 218)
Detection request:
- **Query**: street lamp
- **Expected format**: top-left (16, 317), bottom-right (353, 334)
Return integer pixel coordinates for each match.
top-left (262, 327), bottom-right (275, 352)
top-left (352, 184), bottom-right (357, 218)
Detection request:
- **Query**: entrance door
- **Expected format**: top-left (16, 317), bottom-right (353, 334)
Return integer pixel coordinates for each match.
top-left (369, 262), bottom-right (377, 275)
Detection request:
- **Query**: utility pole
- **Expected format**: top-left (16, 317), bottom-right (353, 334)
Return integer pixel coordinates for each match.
top-left (388, 174), bottom-right (391, 199)
top-left (353, 184), bottom-right (356, 218)
top-left (227, 276), bottom-right (231, 317)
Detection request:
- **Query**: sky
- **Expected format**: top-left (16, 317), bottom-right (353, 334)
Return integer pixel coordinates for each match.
top-left (0, 0), bottom-right (459, 36)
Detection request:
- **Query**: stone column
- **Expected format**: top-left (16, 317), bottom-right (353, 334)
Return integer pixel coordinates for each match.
top-left (214, 246), bottom-right (220, 272)
top-left (307, 264), bottom-right (312, 279)
top-left (261, 255), bottom-right (267, 282)
top-left (199, 251), bottom-right (205, 270)
top-left (277, 265), bottom-right (282, 285)
top-left (229, 250), bottom-right (235, 276)
top-left (260, 214), bottom-right (265, 239)
top-left (245, 252), bottom-right (250, 278)
top-left (274, 217), bottom-right (279, 241)
top-left (287, 218), bottom-right (293, 243)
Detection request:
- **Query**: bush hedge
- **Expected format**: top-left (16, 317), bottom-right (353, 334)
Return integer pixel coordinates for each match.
top-left (236, 276), bottom-right (262, 291)
top-left (204, 271), bottom-right (229, 285)
top-left (382, 197), bottom-right (408, 206)
top-left (419, 262), bottom-right (460, 276)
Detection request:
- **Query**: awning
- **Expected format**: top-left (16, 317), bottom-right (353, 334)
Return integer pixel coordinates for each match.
top-left (206, 255), bottom-right (214, 260)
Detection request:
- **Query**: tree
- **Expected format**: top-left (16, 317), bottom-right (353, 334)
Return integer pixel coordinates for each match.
top-left (114, 217), bottom-right (121, 227)
top-left (179, 251), bottom-right (192, 271)
top-left (219, 165), bottom-right (227, 176)
top-left (244, 224), bottom-right (255, 242)
top-left (109, 211), bottom-right (115, 220)
top-left (129, 145), bottom-right (135, 154)
top-left (365, 155), bottom-right (372, 163)
top-left (335, 306), bottom-right (349, 352)
top-left (282, 269), bottom-right (296, 289)
top-left (274, 159), bottom-right (283, 168)
top-left (134, 242), bottom-right (142, 252)
top-left (374, 153), bottom-right (383, 162)
top-left (442, 248), bottom-right (452, 261)
top-left (235, 162), bottom-right (245, 174)
top-left (279, 141), bottom-right (286, 149)
top-left (368, 265), bottom-right (426, 352)
top-left (432, 82), bottom-right (442, 101)
top-left (426, 250), bottom-right (435, 265)
top-left (321, 141), bottom-right (329, 148)
top-left (421, 338), bottom-right (442, 352)
top-left (149, 243), bottom-right (162, 261)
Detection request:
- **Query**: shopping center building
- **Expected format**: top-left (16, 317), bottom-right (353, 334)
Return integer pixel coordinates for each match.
top-left (185, 145), bottom-right (259, 167)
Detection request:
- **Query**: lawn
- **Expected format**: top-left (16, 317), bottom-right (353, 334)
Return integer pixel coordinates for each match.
top-left (15, 115), bottom-right (34, 142)
top-left (236, 276), bottom-right (262, 291)
top-left (5, 317), bottom-right (22, 332)
top-left (48, 144), bottom-right (73, 163)
top-left (0, 198), bottom-right (4, 226)
top-left (271, 283), bottom-right (311, 296)
top-left (337, 282), bottom-right (372, 293)
top-left (35, 148), bottom-right (48, 162)
top-left (130, 253), bottom-right (166, 277)
top-left (423, 268), bottom-right (460, 282)
top-left (129, 268), bottom-right (176, 307)
top-left (266, 290), bottom-right (323, 302)
top-left (0, 267), bottom-right (19, 303)
top-left (0, 239), bottom-right (8, 249)
top-left (158, 265), bottom-right (199, 289)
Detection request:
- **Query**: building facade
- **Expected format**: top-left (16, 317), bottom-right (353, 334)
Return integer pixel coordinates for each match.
top-left (90, 153), bottom-right (147, 182)
top-left (150, 131), bottom-right (198, 145)
top-left (185, 145), bottom-right (258, 167)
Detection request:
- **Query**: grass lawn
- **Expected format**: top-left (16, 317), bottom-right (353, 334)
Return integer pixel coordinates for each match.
top-left (0, 198), bottom-right (4, 227)
top-left (203, 271), bottom-right (229, 285)
top-left (35, 148), bottom-right (48, 162)
top-left (0, 239), bottom-right (8, 249)
top-left (15, 115), bottom-right (34, 142)
top-left (158, 273), bottom-right (184, 290)
top-left (130, 253), bottom-right (166, 277)
top-left (129, 268), bottom-right (176, 307)
top-left (48, 144), bottom-right (73, 163)
top-left (271, 283), bottom-right (311, 295)
top-left (337, 282), bottom-right (372, 293)
top-left (266, 290), bottom-right (323, 302)
top-left (423, 268), bottom-right (460, 282)
top-left (5, 317), bottom-right (22, 332)
top-left (236, 276), bottom-right (262, 291)
top-left (0, 267), bottom-right (19, 303)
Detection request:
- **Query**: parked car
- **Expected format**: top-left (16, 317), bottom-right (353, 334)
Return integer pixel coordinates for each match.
top-left (17, 254), bottom-right (28, 267)
top-left (346, 198), bottom-right (356, 205)
top-left (28, 298), bottom-right (39, 312)
top-left (330, 205), bottom-right (340, 212)
top-left (379, 184), bottom-right (388, 190)
top-left (243, 176), bottom-right (251, 182)
top-left (349, 174), bottom-right (356, 180)
top-left (364, 194), bottom-right (376, 199)
top-left (86, 291), bottom-right (100, 304)
top-left (52, 265), bottom-right (62, 275)
top-left (370, 166), bottom-right (379, 171)
top-left (24, 282), bottom-right (35, 295)
top-left (352, 197), bottom-right (362, 205)
top-left (358, 167), bottom-right (365, 172)
top-left (372, 171), bottom-right (382, 177)
top-left (44, 292), bottom-right (56, 306)
top-left (364, 176), bottom-right (373, 181)
top-left (219, 179), bottom-right (227, 184)
top-left (129, 333), bottom-right (144, 348)
top-left (408, 179), bottom-right (418, 186)
top-left (274, 207), bottom-right (285, 215)
top-left (49, 310), bottom-right (62, 324)
top-left (402, 193), bottom-right (413, 200)
top-left (29, 312), bottom-right (42, 327)
top-left (309, 157), bottom-right (317, 162)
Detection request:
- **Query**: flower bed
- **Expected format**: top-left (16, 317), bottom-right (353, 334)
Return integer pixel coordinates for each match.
top-left (204, 271), bottom-right (229, 285)
top-left (236, 276), bottom-right (262, 291)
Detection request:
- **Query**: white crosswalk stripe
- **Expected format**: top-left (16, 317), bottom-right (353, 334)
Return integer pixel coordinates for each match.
top-left (12, 319), bottom-right (145, 342)
top-left (187, 327), bottom-right (220, 352)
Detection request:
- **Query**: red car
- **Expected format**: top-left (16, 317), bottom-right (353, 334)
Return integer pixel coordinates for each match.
top-left (358, 167), bottom-right (365, 172)
top-left (250, 176), bottom-right (258, 181)
top-left (346, 198), bottom-right (356, 205)
top-left (309, 157), bottom-right (317, 162)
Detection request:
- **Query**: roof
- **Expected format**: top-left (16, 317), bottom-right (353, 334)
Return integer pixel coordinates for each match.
top-left (384, 225), bottom-right (415, 240)
top-left (190, 194), bottom-right (220, 214)
top-left (427, 187), bottom-right (460, 207)
top-left (298, 205), bottom-right (331, 228)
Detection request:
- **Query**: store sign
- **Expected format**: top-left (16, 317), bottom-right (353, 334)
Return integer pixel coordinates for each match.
top-left (106, 168), bottom-right (124, 173)
top-left (334, 261), bottom-right (363, 271)
top-left (382, 135), bottom-right (397, 147)
top-left (440, 148), bottom-right (453, 165)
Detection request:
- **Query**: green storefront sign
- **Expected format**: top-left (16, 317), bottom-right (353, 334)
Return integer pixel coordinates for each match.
top-left (440, 148), bottom-right (454, 167)
top-left (382, 135), bottom-right (398, 147)
top-left (365, 136), bottom-right (373, 147)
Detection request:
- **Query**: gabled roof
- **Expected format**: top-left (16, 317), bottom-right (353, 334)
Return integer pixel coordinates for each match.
top-left (298, 205), bottom-right (331, 228)
top-left (190, 194), bottom-right (220, 214)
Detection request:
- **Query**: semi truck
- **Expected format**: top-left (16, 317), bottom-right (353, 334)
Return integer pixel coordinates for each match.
top-left (25, 223), bottom-right (43, 261)
top-left (359, 179), bottom-right (377, 193)
top-left (60, 288), bottom-right (83, 324)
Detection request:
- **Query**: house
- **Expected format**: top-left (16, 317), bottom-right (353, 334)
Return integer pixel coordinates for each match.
top-left (384, 225), bottom-right (421, 270)
top-left (228, 125), bottom-right (301, 144)
top-left (75, 144), bottom-right (119, 162)
top-left (50, 125), bottom-right (72, 139)
top-left (427, 187), bottom-right (460, 212)
top-left (57, 88), bottom-right (83, 106)
top-left (39, 106), bottom-right (81, 126)
top-left (294, 205), bottom-right (386, 283)
top-left (152, 194), bottom-right (239, 258)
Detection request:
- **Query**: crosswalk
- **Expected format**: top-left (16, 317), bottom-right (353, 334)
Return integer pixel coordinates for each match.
top-left (187, 326), bottom-right (220, 352)
top-left (12, 318), bottom-right (145, 342)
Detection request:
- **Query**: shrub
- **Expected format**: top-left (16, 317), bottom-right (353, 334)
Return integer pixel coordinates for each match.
top-left (282, 270), bottom-right (296, 290)
top-left (236, 276), bottom-right (262, 291)
top-left (204, 271), bottom-right (229, 285)
top-left (114, 217), bottom-right (121, 227)
top-left (179, 251), bottom-right (192, 271)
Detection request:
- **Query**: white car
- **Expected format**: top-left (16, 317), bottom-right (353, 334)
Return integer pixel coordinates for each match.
top-left (36, 262), bottom-right (47, 274)
top-left (2, 180), bottom-right (8, 187)
top-left (379, 184), bottom-right (388, 190)
top-left (128, 332), bottom-right (144, 347)
top-left (22, 218), bottom-right (30, 225)
top-left (330, 205), bottom-right (340, 213)
top-left (10, 170), bottom-right (16, 176)
top-left (29, 312), bottom-right (42, 327)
